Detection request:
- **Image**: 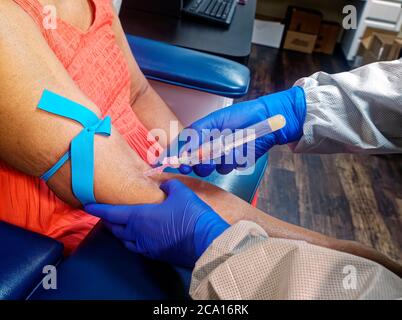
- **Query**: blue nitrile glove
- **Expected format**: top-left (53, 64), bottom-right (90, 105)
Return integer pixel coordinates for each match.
top-left (85, 179), bottom-right (229, 268)
top-left (179, 86), bottom-right (307, 177)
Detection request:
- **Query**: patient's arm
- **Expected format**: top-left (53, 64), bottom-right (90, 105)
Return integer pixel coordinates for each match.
top-left (110, 7), bottom-right (183, 147)
top-left (0, 1), bottom-right (165, 206)
top-left (152, 174), bottom-right (402, 277)
top-left (1, 2), bottom-right (400, 276)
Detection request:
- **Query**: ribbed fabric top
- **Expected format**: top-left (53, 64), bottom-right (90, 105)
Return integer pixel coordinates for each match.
top-left (0, 0), bottom-right (162, 253)
top-left (12, 0), bottom-right (161, 161)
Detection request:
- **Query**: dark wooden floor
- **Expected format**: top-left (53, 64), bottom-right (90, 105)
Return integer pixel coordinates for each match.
top-left (238, 45), bottom-right (402, 263)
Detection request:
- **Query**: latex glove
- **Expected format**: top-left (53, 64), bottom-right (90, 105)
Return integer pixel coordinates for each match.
top-left (179, 86), bottom-right (307, 177)
top-left (85, 179), bottom-right (229, 268)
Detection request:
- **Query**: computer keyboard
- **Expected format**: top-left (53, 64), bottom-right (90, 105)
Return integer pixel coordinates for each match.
top-left (183, 0), bottom-right (237, 26)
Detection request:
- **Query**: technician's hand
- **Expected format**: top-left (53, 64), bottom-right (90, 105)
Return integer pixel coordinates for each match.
top-left (85, 179), bottom-right (229, 268)
top-left (179, 86), bottom-right (307, 177)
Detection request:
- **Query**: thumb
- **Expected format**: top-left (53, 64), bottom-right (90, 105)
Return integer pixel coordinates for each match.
top-left (85, 203), bottom-right (131, 225)
top-left (258, 132), bottom-right (278, 151)
top-left (178, 164), bottom-right (193, 175)
top-left (159, 179), bottom-right (188, 196)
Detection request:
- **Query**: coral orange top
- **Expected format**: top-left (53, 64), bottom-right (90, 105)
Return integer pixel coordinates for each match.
top-left (0, 0), bottom-right (161, 254)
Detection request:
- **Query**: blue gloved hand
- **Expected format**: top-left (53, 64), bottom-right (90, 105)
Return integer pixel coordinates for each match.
top-left (85, 179), bottom-right (229, 268)
top-left (179, 86), bottom-right (307, 177)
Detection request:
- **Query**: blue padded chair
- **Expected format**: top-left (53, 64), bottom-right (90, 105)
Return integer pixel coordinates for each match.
top-left (0, 222), bottom-right (63, 300)
top-left (0, 35), bottom-right (268, 300)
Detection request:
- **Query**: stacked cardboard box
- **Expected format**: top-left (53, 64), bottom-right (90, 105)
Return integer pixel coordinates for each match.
top-left (314, 21), bottom-right (341, 55)
top-left (389, 38), bottom-right (402, 60)
top-left (356, 31), bottom-right (402, 66)
top-left (281, 7), bottom-right (340, 55)
top-left (282, 7), bottom-right (322, 54)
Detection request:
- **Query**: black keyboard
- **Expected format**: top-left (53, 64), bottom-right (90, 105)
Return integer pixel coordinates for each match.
top-left (183, 0), bottom-right (237, 26)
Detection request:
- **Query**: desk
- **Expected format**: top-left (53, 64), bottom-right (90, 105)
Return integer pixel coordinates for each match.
top-left (119, 0), bottom-right (257, 63)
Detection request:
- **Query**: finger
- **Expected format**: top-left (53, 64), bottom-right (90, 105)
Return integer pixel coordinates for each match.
top-left (85, 204), bottom-right (131, 224)
top-left (123, 240), bottom-right (139, 253)
top-left (123, 240), bottom-right (149, 257)
top-left (257, 134), bottom-right (277, 153)
top-left (216, 163), bottom-right (235, 175)
top-left (102, 221), bottom-right (132, 241)
top-left (193, 163), bottom-right (216, 177)
top-left (178, 164), bottom-right (193, 175)
top-left (216, 149), bottom-right (236, 175)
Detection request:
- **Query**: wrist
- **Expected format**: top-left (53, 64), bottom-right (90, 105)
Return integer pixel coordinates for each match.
top-left (259, 87), bottom-right (307, 145)
top-left (194, 211), bottom-right (230, 260)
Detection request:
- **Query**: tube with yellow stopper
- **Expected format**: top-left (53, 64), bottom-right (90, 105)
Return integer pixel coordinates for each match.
top-left (144, 114), bottom-right (286, 177)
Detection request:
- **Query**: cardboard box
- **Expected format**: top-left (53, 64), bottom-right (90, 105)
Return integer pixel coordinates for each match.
top-left (363, 27), bottom-right (399, 39)
top-left (360, 46), bottom-right (378, 66)
top-left (388, 38), bottom-right (402, 60)
top-left (283, 31), bottom-right (317, 54)
top-left (369, 33), bottom-right (396, 60)
top-left (354, 33), bottom-right (400, 67)
top-left (280, 6), bottom-right (322, 54)
top-left (354, 36), bottom-right (374, 67)
top-left (361, 36), bottom-right (373, 49)
top-left (286, 6), bottom-right (322, 35)
top-left (314, 21), bottom-right (341, 55)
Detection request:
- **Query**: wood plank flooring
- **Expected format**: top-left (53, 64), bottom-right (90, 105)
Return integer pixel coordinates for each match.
top-left (238, 45), bottom-right (402, 263)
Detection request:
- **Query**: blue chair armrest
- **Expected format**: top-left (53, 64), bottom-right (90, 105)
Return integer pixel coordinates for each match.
top-left (0, 222), bottom-right (63, 300)
top-left (126, 34), bottom-right (250, 98)
top-left (30, 222), bottom-right (190, 300)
